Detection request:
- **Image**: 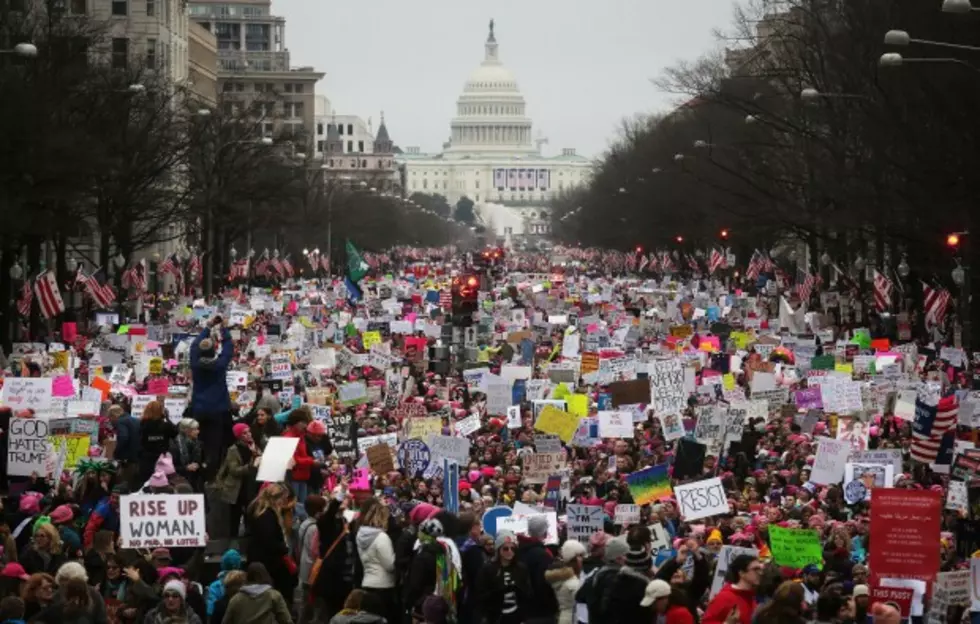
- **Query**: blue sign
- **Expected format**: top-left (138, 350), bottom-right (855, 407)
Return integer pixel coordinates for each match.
top-left (443, 459), bottom-right (459, 514)
top-left (397, 440), bottom-right (431, 477)
top-left (481, 505), bottom-right (513, 537)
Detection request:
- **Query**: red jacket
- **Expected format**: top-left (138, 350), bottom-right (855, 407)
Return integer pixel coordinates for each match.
top-left (283, 428), bottom-right (316, 481)
top-left (702, 584), bottom-right (757, 624)
top-left (666, 604), bottom-right (695, 624)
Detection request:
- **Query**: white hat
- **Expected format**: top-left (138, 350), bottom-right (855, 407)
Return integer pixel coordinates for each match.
top-left (639, 579), bottom-right (671, 607)
top-left (560, 540), bottom-right (586, 562)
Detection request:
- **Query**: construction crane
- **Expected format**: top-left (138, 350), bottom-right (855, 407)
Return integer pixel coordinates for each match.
top-left (535, 132), bottom-right (549, 154)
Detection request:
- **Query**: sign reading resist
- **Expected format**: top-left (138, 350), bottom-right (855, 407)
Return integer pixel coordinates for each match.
top-left (119, 494), bottom-right (206, 549)
top-left (673, 477), bottom-right (729, 521)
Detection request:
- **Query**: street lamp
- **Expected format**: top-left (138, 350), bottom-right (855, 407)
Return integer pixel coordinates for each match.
top-left (9, 262), bottom-right (23, 280)
top-left (820, 252), bottom-right (831, 266)
top-left (127, 83), bottom-right (146, 94)
top-left (898, 256), bottom-right (910, 278)
top-left (693, 140), bottom-right (711, 149)
top-left (113, 253), bottom-right (126, 269)
top-left (674, 153), bottom-right (685, 162)
top-left (618, 187), bottom-right (627, 194)
top-left (884, 29), bottom-right (980, 52)
top-left (801, 87), bottom-right (869, 102)
top-left (854, 256), bottom-right (866, 271)
top-left (651, 167), bottom-right (662, 174)
top-left (1, 43), bottom-right (38, 57)
top-left (880, 52), bottom-right (980, 73)
top-left (952, 263), bottom-right (966, 286)
top-left (745, 114), bottom-right (758, 124)
top-left (943, 0), bottom-right (979, 12)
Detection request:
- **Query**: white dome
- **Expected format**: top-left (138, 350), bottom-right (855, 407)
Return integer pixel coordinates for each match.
top-left (465, 64), bottom-right (518, 92)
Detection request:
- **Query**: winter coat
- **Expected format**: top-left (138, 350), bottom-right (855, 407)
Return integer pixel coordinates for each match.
top-left (656, 555), bottom-right (711, 620)
top-left (282, 428), bottom-right (316, 482)
top-left (19, 547), bottom-right (65, 576)
top-left (544, 565), bottom-right (581, 624)
top-left (82, 501), bottom-right (119, 550)
top-left (476, 559), bottom-right (533, 624)
top-left (190, 327), bottom-right (233, 416)
top-left (168, 434), bottom-right (203, 481)
top-left (459, 538), bottom-right (489, 623)
top-left (355, 526), bottom-right (396, 589)
top-left (312, 500), bottom-right (354, 608)
top-left (244, 509), bottom-right (291, 594)
top-left (666, 603), bottom-right (696, 624)
top-left (30, 585), bottom-right (108, 624)
top-left (327, 611), bottom-right (387, 624)
top-left (139, 419), bottom-right (177, 464)
top-left (220, 583), bottom-right (292, 624)
top-left (111, 417), bottom-right (140, 464)
top-left (596, 566), bottom-right (652, 624)
top-left (516, 535), bottom-right (558, 619)
top-left (702, 583), bottom-right (757, 624)
top-left (402, 540), bottom-right (442, 615)
top-left (296, 517), bottom-right (318, 585)
top-left (143, 602), bottom-right (203, 624)
top-left (214, 443), bottom-right (255, 505)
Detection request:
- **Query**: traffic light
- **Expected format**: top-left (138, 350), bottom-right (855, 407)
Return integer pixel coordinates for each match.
top-left (452, 274), bottom-right (480, 324)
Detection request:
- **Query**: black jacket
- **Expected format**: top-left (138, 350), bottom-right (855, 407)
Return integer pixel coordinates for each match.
top-left (655, 554), bottom-right (710, 618)
top-left (515, 536), bottom-right (557, 618)
top-left (402, 540), bottom-right (443, 615)
top-left (20, 547), bottom-right (66, 576)
top-left (595, 566), bottom-right (651, 624)
top-left (460, 539), bottom-right (489, 622)
top-left (476, 559), bottom-right (532, 624)
top-left (244, 508), bottom-right (291, 592)
top-left (29, 585), bottom-right (108, 624)
top-left (312, 500), bottom-right (354, 609)
top-left (111, 417), bottom-right (140, 464)
top-left (139, 419), bottom-right (177, 462)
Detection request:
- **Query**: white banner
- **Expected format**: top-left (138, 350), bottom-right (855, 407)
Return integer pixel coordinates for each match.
top-left (119, 494), bottom-right (206, 549)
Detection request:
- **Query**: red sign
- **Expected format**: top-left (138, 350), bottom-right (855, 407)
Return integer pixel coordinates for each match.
top-left (869, 586), bottom-right (914, 618)
top-left (869, 489), bottom-right (941, 584)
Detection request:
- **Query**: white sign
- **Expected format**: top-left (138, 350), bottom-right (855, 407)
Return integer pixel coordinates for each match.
top-left (811, 437), bottom-right (850, 485)
top-left (255, 436), bottom-right (299, 482)
top-left (566, 505), bottom-right (604, 543)
top-left (7, 416), bottom-right (50, 477)
top-left (427, 435), bottom-right (471, 465)
top-left (1, 378), bottom-right (53, 412)
top-left (497, 512), bottom-right (559, 545)
top-left (119, 494), bottom-right (206, 549)
top-left (649, 359), bottom-right (685, 416)
top-left (506, 405), bottom-right (522, 429)
top-left (598, 411), bottom-right (633, 438)
top-left (673, 477), bottom-right (729, 521)
top-left (454, 414), bottom-right (481, 438)
top-left (614, 504), bottom-right (640, 526)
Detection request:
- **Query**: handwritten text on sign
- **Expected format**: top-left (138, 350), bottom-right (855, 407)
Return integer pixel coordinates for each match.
top-left (7, 416), bottom-right (50, 477)
top-left (649, 359), bottom-right (685, 415)
top-left (119, 494), bottom-right (206, 549)
top-left (673, 477), bottom-right (729, 521)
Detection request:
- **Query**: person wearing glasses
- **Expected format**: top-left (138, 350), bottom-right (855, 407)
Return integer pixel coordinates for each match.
top-left (701, 555), bottom-right (760, 624)
top-left (476, 531), bottom-right (533, 624)
top-left (143, 579), bottom-right (203, 624)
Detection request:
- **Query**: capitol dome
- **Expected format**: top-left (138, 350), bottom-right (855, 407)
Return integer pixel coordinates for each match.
top-left (445, 21), bottom-right (538, 159)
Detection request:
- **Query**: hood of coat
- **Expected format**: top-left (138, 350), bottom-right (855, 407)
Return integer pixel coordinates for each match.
top-left (544, 566), bottom-right (577, 585)
top-left (356, 526), bottom-right (384, 552)
top-left (239, 584), bottom-right (272, 597)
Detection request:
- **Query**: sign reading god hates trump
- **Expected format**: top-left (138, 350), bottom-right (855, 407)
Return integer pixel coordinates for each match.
top-left (119, 494), bottom-right (206, 549)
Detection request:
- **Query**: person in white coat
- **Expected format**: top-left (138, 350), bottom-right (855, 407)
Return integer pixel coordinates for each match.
top-left (355, 504), bottom-right (398, 623)
top-left (545, 540), bottom-right (587, 624)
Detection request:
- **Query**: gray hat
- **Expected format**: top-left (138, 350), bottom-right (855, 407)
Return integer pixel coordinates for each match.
top-left (604, 536), bottom-right (630, 563)
top-left (527, 515), bottom-right (548, 539)
top-left (495, 530), bottom-right (518, 551)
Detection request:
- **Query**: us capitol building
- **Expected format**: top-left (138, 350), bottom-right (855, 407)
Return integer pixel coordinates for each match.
top-left (396, 21), bottom-right (592, 248)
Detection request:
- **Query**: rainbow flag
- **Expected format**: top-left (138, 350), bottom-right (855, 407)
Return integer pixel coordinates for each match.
top-left (626, 464), bottom-right (672, 506)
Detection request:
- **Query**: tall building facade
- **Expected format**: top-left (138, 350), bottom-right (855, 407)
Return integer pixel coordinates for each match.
top-left (188, 21), bottom-right (218, 105)
top-left (188, 0), bottom-right (324, 143)
top-left (396, 22), bottom-right (592, 246)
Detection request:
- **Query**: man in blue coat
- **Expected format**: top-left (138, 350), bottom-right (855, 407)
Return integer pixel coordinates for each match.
top-left (190, 315), bottom-right (233, 482)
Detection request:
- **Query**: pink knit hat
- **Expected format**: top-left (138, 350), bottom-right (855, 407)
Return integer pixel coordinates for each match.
top-left (50, 505), bottom-right (73, 525)
top-left (232, 423), bottom-right (250, 439)
top-left (155, 453), bottom-right (175, 476)
top-left (19, 492), bottom-right (42, 514)
top-left (149, 471), bottom-right (169, 488)
top-left (409, 503), bottom-right (440, 525)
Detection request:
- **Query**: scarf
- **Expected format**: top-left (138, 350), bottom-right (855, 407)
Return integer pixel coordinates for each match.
top-left (417, 533), bottom-right (462, 622)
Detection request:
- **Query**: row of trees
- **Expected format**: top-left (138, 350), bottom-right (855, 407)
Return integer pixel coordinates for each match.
top-left (551, 0), bottom-right (980, 295)
top-left (0, 2), bottom-right (465, 344)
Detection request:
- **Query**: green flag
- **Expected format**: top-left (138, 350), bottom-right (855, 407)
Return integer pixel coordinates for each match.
top-left (346, 240), bottom-right (369, 283)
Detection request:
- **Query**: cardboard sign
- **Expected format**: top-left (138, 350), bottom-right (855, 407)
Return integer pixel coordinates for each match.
top-left (673, 477), bottom-right (729, 521)
top-left (7, 416), bottom-right (50, 477)
top-left (119, 494), bottom-right (206, 549)
top-left (607, 379), bottom-right (651, 407)
top-left (366, 443), bottom-right (395, 474)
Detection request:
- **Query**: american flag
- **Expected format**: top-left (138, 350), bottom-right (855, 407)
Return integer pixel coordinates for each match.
top-left (281, 255), bottom-right (294, 277)
top-left (269, 255), bottom-right (284, 276)
top-left (83, 266), bottom-right (116, 309)
top-left (708, 248), bottom-right (726, 274)
top-left (745, 249), bottom-right (765, 281)
top-left (17, 279), bottom-right (32, 316)
top-left (71, 263), bottom-right (89, 290)
top-left (661, 252), bottom-right (675, 273)
top-left (157, 253), bottom-right (179, 277)
top-left (686, 254), bottom-right (701, 274)
top-left (797, 269), bottom-right (819, 304)
top-left (911, 394), bottom-right (957, 464)
top-left (923, 281), bottom-right (952, 327)
top-left (646, 253), bottom-right (658, 273)
top-left (254, 254), bottom-right (270, 277)
top-left (188, 254), bottom-right (202, 285)
top-left (121, 261), bottom-right (147, 292)
top-left (34, 270), bottom-right (65, 319)
top-left (321, 256), bottom-right (330, 273)
top-left (872, 269), bottom-right (893, 312)
top-left (228, 259), bottom-right (249, 281)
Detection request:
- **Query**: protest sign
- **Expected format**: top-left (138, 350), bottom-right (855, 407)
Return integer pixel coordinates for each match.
top-left (811, 437), bottom-right (850, 485)
top-left (710, 546), bottom-right (759, 598)
top-left (338, 381), bottom-right (368, 406)
top-left (119, 494), bottom-right (206, 549)
top-left (607, 379), bottom-right (650, 407)
top-left (597, 411), bottom-right (633, 438)
top-left (566, 505), bottom-right (604, 543)
top-left (497, 512), bottom-right (559, 545)
top-left (614, 504), bottom-right (640, 526)
top-left (407, 417), bottom-right (443, 441)
top-left (794, 387), bottom-right (823, 410)
top-left (694, 406), bottom-right (724, 445)
top-left (851, 449), bottom-right (904, 477)
top-left (327, 412), bottom-right (357, 460)
top-left (7, 416), bottom-right (50, 477)
top-left (427, 435), bottom-right (471, 465)
top-left (869, 586), bottom-right (914, 619)
top-left (673, 477), bottom-right (729, 521)
top-left (1, 378), bottom-right (53, 412)
top-left (256, 437), bottom-right (299, 482)
top-left (525, 452), bottom-right (566, 484)
top-left (870, 489), bottom-right (941, 583)
top-left (768, 525), bottom-right (823, 569)
top-left (398, 440), bottom-right (431, 477)
top-left (366, 443), bottom-right (395, 474)
top-left (454, 414), bottom-right (481, 437)
top-left (649, 359), bottom-right (685, 415)
top-left (626, 465), bottom-right (672, 506)
top-left (47, 434), bottom-right (90, 471)
top-left (534, 405), bottom-right (580, 443)
top-left (535, 435), bottom-right (562, 453)
top-left (506, 405), bottom-right (522, 429)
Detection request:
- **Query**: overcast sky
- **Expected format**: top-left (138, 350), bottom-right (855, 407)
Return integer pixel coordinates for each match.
top-left (274, 0), bottom-right (738, 158)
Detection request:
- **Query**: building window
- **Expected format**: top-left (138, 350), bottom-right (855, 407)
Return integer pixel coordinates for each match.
top-left (347, 124), bottom-right (353, 135)
top-left (146, 38), bottom-right (156, 68)
top-left (317, 123), bottom-right (323, 136)
top-left (475, 180), bottom-right (479, 189)
top-left (350, 159), bottom-right (357, 168)
top-left (475, 194), bottom-right (480, 201)
top-left (329, 159), bottom-right (334, 167)
top-left (111, 37), bottom-right (128, 69)
top-left (317, 140), bottom-right (324, 153)
top-left (358, 140), bottom-right (364, 153)
top-left (69, 0), bottom-right (86, 12)
top-left (423, 180), bottom-right (428, 189)
top-left (347, 140), bottom-right (353, 153)
top-left (362, 159), bottom-right (368, 168)
top-left (412, 181), bottom-right (417, 189)
top-left (293, 83), bottom-right (304, 93)
top-left (286, 102), bottom-right (303, 118)
top-left (338, 125), bottom-right (343, 136)
top-left (146, 0), bottom-right (154, 15)
top-left (111, 0), bottom-right (127, 15)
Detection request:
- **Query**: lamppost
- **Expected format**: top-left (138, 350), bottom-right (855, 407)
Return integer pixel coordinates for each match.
top-left (0, 43), bottom-right (38, 57)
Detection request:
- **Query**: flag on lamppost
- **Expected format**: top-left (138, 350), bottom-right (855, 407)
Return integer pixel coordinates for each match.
top-left (923, 281), bottom-right (952, 327)
top-left (34, 270), bottom-right (65, 319)
top-left (17, 279), bottom-right (32, 317)
top-left (873, 269), bottom-right (894, 312)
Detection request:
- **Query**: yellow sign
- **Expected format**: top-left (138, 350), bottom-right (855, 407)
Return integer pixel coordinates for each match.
top-left (51, 351), bottom-right (70, 371)
top-left (148, 357), bottom-right (164, 376)
top-left (49, 434), bottom-right (91, 471)
top-left (670, 325), bottom-right (693, 339)
top-left (299, 316), bottom-right (316, 329)
top-left (552, 383), bottom-right (571, 401)
top-left (567, 393), bottom-right (590, 418)
top-left (362, 331), bottom-right (382, 350)
top-left (722, 373), bottom-right (736, 391)
top-left (409, 417), bottom-right (443, 441)
top-left (535, 405), bottom-right (581, 443)
top-left (730, 331), bottom-right (753, 350)
top-left (835, 363), bottom-right (853, 375)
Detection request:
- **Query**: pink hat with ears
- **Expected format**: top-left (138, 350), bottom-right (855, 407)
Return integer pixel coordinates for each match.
top-left (19, 492), bottom-right (42, 514)
top-left (155, 453), bottom-right (175, 476)
top-left (869, 426), bottom-right (880, 437)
